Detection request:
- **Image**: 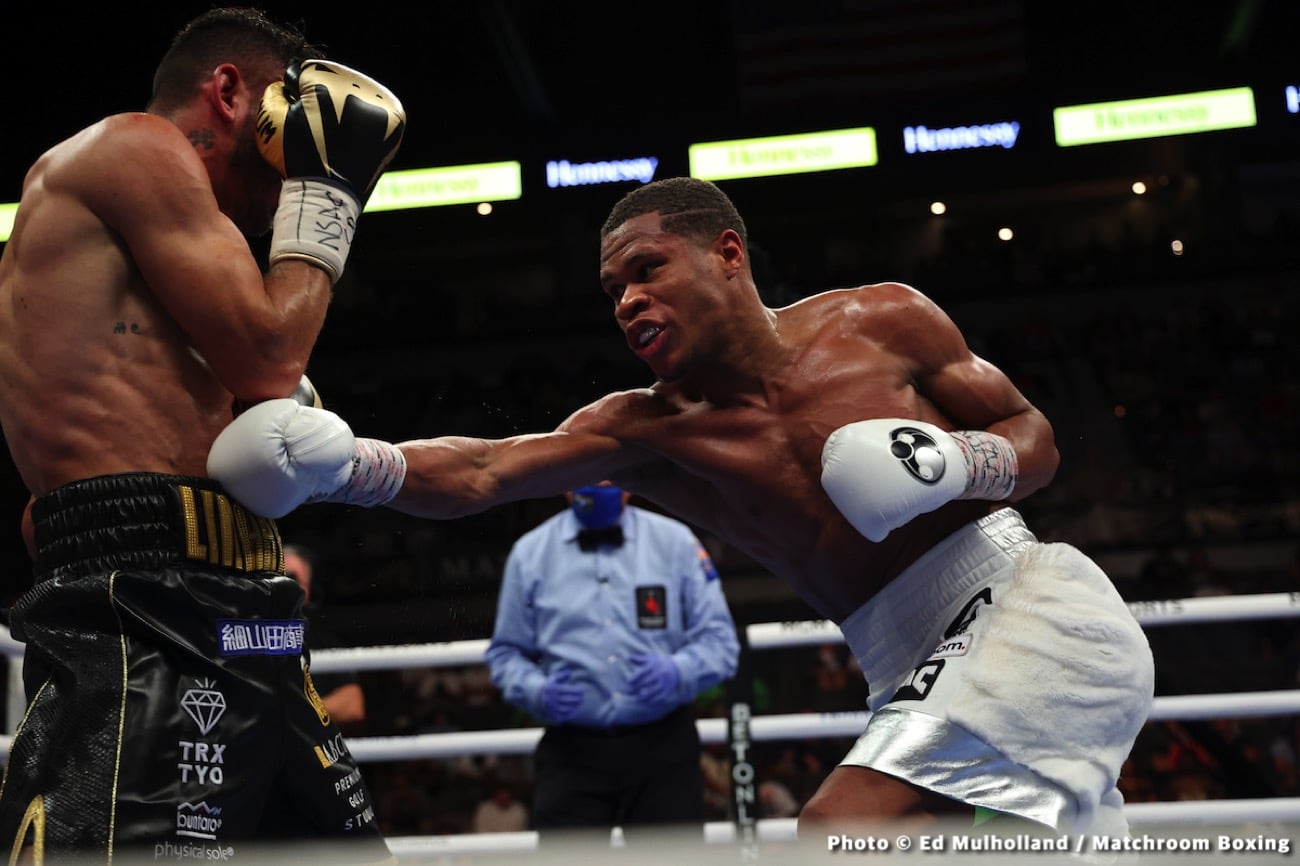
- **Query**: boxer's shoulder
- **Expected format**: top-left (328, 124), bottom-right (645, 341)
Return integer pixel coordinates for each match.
top-left (779, 283), bottom-right (935, 337)
top-left (563, 386), bottom-right (680, 433)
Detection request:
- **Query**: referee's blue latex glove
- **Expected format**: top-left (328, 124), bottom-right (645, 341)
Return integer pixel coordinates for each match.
top-left (539, 670), bottom-right (583, 723)
top-left (628, 653), bottom-right (680, 703)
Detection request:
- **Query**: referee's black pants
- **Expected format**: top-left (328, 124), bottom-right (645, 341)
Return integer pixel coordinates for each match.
top-left (532, 704), bottom-right (705, 844)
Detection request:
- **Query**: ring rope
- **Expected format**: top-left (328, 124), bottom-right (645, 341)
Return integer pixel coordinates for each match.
top-left (337, 689), bottom-right (1300, 762)
top-left (3, 688), bottom-right (1293, 765)
top-left (1, 593), bottom-right (1294, 669)
top-left (314, 591), bottom-right (1300, 673)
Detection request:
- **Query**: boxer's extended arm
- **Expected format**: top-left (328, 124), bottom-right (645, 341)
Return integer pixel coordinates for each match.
top-left (390, 429), bottom-right (631, 519)
top-left (207, 400), bottom-right (638, 519)
top-left (392, 393), bottom-right (653, 517)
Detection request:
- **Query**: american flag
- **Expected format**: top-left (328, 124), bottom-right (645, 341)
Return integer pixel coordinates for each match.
top-left (732, 0), bottom-right (1028, 114)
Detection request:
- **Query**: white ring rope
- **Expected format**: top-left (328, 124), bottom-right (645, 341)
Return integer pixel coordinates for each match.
top-left (314, 591), bottom-right (1300, 672)
top-left (1, 593), bottom-right (1294, 668)
top-left (313, 638), bottom-right (492, 672)
top-left (307, 690), bottom-right (1300, 764)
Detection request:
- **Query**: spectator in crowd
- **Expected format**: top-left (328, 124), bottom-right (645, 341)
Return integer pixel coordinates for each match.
top-left (472, 784), bottom-right (530, 834)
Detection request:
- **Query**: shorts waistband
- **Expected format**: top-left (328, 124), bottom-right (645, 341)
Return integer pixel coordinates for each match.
top-left (31, 473), bottom-right (284, 581)
top-left (841, 507), bottom-right (1036, 705)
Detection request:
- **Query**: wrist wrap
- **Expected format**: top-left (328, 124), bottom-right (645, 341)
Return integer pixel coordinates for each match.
top-left (268, 179), bottom-right (360, 283)
top-left (951, 431), bottom-right (1019, 501)
top-left (311, 438), bottom-right (406, 508)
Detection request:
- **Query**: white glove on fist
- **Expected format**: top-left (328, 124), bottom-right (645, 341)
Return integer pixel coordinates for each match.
top-left (208, 399), bottom-right (356, 518)
top-left (821, 418), bottom-right (1017, 543)
top-left (208, 399), bottom-right (406, 518)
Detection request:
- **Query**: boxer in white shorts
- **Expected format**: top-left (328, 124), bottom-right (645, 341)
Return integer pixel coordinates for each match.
top-left (839, 507), bottom-right (1153, 837)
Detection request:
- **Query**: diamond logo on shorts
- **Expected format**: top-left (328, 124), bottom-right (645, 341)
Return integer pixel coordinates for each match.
top-left (181, 679), bottom-right (227, 736)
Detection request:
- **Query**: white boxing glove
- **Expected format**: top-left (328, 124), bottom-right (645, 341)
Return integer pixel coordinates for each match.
top-left (821, 418), bottom-right (1018, 543)
top-left (208, 399), bottom-right (406, 518)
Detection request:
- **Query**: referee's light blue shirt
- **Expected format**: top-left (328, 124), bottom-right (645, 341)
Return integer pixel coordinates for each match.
top-left (486, 505), bottom-right (740, 728)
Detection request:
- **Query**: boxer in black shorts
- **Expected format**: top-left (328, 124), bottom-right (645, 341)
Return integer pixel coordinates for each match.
top-left (3, 474), bottom-right (387, 862)
top-left (0, 7), bottom-right (404, 862)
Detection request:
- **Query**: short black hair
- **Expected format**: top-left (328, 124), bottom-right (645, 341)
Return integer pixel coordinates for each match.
top-left (149, 7), bottom-right (325, 110)
top-left (601, 176), bottom-right (748, 250)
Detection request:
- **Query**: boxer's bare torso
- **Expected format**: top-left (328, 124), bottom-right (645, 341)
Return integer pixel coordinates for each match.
top-left (0, 118), bottom-right (232, 498)
top-left (0, 110), bottom-right (326, 500)
top-left (565, 288), bottom-right (997, 622)
top-left (393, 213), bottom-right (1056, 623)
top-left (571, 213), bottom-right (1054, 621)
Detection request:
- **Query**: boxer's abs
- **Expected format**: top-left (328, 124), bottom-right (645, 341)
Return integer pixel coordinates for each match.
top-left (793, 500), bottom-right (998, 623)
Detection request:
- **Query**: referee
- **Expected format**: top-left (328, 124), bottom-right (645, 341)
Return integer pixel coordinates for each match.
top-left (486, 483), bottom-right (740, 846)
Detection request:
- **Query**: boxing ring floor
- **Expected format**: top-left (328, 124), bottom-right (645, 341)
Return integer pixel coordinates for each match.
top-left (3, 591), bottom-right (1298, 864)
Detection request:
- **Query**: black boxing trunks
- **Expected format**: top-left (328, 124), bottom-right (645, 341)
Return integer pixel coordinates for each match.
top-left (0, 474), bottom-right (390, 865)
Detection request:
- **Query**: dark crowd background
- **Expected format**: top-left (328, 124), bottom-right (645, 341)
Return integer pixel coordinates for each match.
top-left (0, 0), bottom-right (1298, 842)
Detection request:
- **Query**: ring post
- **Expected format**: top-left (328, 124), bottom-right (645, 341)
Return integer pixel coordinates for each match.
top-left (726, 628), bottom-right (760, 862)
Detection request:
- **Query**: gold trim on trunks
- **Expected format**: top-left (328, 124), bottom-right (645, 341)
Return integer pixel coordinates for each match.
top-left (179, 485), bottom-right (283, 573)
top-left (7, 795), bottom-right (45, 866)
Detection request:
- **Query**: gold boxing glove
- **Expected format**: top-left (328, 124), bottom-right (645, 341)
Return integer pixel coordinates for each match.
top-left (256, 59), bottom-right (405, 282)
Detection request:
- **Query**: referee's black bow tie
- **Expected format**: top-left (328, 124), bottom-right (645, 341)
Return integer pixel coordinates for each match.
top-left (577, 526), bottom-right (624, 551)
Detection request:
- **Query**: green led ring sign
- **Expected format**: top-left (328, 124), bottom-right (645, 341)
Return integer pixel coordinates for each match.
top-left (0, 164), bottom-right (526, 242)
top-left (1054, 87), bottom-right (1257, 147)
top-left (364, 162), bottom-right (523, 212)
top-left (0, 203), bottom-right (15, 243)
top-left (688, 127), bottom-right (878, 181)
